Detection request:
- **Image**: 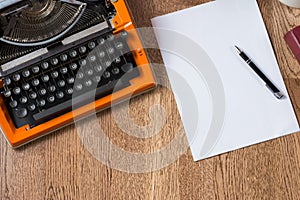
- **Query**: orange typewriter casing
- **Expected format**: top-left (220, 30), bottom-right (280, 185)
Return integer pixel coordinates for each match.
top-left (0, 0), bottom-right (156, 147)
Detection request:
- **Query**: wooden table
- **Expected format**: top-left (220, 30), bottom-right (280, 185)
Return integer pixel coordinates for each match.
top-left (1, 0), bottom-right (300, 199)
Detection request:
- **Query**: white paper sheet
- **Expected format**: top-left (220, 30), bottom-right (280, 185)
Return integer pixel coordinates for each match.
top-left (151, 0), bottom-right (300, 161)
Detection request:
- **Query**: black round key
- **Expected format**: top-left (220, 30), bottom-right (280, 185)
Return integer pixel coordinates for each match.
top-left (108, 47), bottom-right (115, 54)
top-left (89, 55), bottom-right (96, 62)
top-left (79, 46), bottom-right (87, 54)
top-left (98, 51), bottom-right (105, 58)
top-left (20, 96), bottom-right (28, 104)
top-left (60, 54), bottom-right (68, 62)
top-left (69, 50), bottom-right (78, 58)
top-left (29, 92), bottom-right (37, 100)
top-left (94, 65), bottom-right (103, 72)
top-left (120, 31), bottom-right (128, 39)
top-left (51, 58), bottom-right (59, 66)
top-left (15, 108), bottom-right (28, 118)
top-left (13, 73), bottom-right (21, 81)
top-left (93, 76), bottom-right (101, 83)
top-left (88, 41), bottom-right (96, 49)
top-left (115, 57), bottom-right (121, 63)
top-left (13, 87), bottom-right (21, 95)
top-left (103, 71), bottom-right (111, 79)
top-left (84, 80), bottom-right (92, 87)
top-left (51, 71), bottom-right (59, 79)
top-left (32, 79), bottom-right (40, 87)
top-left (56, 91), bottom-right (64, 99)
top-left (60, 67), bottom-right (68, 74)
top-left (76, 72), bottom-right (84, 79)
top-left (38, 99), bottom-right (46, 107)
top-left (75, 84), bottom-right (83, 91)
top-left (107, 34), bottom-right (114, 41)
top-left (98, 38), bottom-right (105, 45)
top-left (58, 80), bottom-right (66, 88)
top-left (47, 95), bottom-right (55, 103)
top-left (66, 88), bottom-right (73, 95)
top-left (32, 66), bottom-right (40, 74)
top-left (112, 68), bottom-right (120, 75)
top-left (79, 59), bottom-right (87, 67)
top-left (22, 83), bottom-right (30, 91)
top-left (41, 62), bottom-right (49, 70)
top-left (22, 70), bottom-right (30, 78)
top-left (3, 90), bottom-right (11, 98)
top-left (3, 78), bottom-right (11, 86)
top-left (28, 103), bottom-right (36, 111)
top-left (41, 75), bottom-right (50, 82)
top-left (39, 88), bottom-right (47, 96)
top-left (70, 63), bottom-right (78, 70)
top-left (67, 77), bottom-right (75, 84)
top-left (86, 69), bottom-right (93, 76)
top-left (121, 63), bottom-right (134, 72)
top-left (49, 85), bottom-right (56, 92)
top-left (115, 42), bottom-right (124, 50)
top-left (10, 100), bottom-right (18, 108)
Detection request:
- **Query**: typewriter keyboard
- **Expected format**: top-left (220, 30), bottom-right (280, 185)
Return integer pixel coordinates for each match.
top-left (0, 31), bottom-right (140, 128)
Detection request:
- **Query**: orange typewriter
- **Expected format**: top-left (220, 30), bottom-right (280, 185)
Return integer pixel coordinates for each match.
top-left (0, 0), bottom-right (156, 147)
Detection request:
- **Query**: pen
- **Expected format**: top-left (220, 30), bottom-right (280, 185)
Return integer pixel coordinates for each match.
top-left (234, 45), bottom-right (284, 99)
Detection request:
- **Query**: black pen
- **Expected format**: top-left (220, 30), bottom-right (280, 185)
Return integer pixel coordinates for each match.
top-left (234, 45), bottom-right (284, 99)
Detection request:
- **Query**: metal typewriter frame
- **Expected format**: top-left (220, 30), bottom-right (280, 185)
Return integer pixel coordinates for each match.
top-left (0, 0), bottom-right (156, 147)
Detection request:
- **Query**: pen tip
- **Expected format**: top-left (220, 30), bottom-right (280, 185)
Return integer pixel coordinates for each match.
top-left (234, 45), bottom-right (242, 54)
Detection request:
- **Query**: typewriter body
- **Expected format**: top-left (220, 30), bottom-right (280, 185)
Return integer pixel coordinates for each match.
top-left (0, 0), bottom-right (156, 147)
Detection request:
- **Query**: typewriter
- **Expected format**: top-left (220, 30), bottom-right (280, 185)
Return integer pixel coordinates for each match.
top-left (0, 0), bottom-right (156, 147)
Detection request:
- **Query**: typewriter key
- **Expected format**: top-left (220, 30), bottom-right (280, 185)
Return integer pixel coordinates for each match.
top-left (115, 42), bottom-right (124, 50)
top-left (86, 69), bottom-right (93, 76)
top-left (38, 99), bottom-right (46, 107)
top-left (39, 88), bottom-right (47, 96)
top-left (41, 75), bottom-right (50, 82)
top-left (22, 70), bottom-right (30, 78)
top-left (105, 61), bottom-right (111, 68)
top-left (20, 96), bottom-right (28, 104)
top-left (70, 50), bottom-right (78, 58)
top-left (107, 34), bottom-right (114, 41)
top-left (32, 66), bottom-right (40, 74)
top-left (103, 71), bottom-right (111, 79)
top-left (60, 54), bottom-right (68, 62)
top-left (79, 59), bottom-right (87, 66)
top-left (29, 92), bottom-right (37, 100)
top-left (51, 58), bottom-right (59, 66)
top-left (3, 90), bottom-right (12, 98)
top-left (60, 67), bottom-right (68, 74)
top-left (76, 72), bottom-right (84, 79)
top-left (22, 83), bottom-right (30, 91)
top-left (98, 38), bottom-right (105, 45)
top-left (66, 88), bottom-right (73, 95)
top-left (93, 76), bottom-right (101, 83)
top-left (108, 47), bottom-right (115, 55)
top-left (47, 95), bottom-right (55, 103)
top-left (98, 51), bottom-right (105, 58)
top-left (49, 85), bottom-right (56, 92)
top-left (13, 87), bottom-right (21, 95)
top-left (15, 108), bottom-right (28, 118)
top-left (51, 71), bottom-right (59, 79)
top-left (115, 57), bottom-right (121, 63)
top-left (79, 46), bottom-right (87, 54)
top-left (32, 79), bottom-right (40, 87)
top-left (94, 65), bottom-right (103, 72)
top-left (67, 77), bottom-right (75, 84)
top-left (89, 55), bottom-right (96, 62)
top-left (88, 41), bottom-right (96, 49)
top-left (56, 91), bottom-right (64, 99)
top-left (3, 78), bottom-right (11, 86)
top-left (75, 84), bottom-right (83, 91)
top-left (28, 104), bottom-right (36, 111)
top-left (84, 80), bottom-right (92, 87)
top-left (58, 80), bottom-right (66, 88)
top-left (41, 62), bottom-right (49, 70)
top-left (10, 100), bottom-right (18, 108)
top-left (112, 68), bottom-right (120, 75)
top-left (70, 63), bottom-right (78, 70)
top-left (13, 74), bottom-right (21, 82)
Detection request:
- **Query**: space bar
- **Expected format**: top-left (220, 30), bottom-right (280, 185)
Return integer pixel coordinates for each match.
top-left (33, 80), bottom-right (128, 122)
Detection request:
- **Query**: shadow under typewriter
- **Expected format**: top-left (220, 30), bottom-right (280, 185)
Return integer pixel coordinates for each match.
top-left (0, 0), bottom-right (156, 147)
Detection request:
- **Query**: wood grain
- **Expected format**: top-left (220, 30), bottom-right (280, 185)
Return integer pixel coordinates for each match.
top-left (1, 0), bottom-right (300, 199)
